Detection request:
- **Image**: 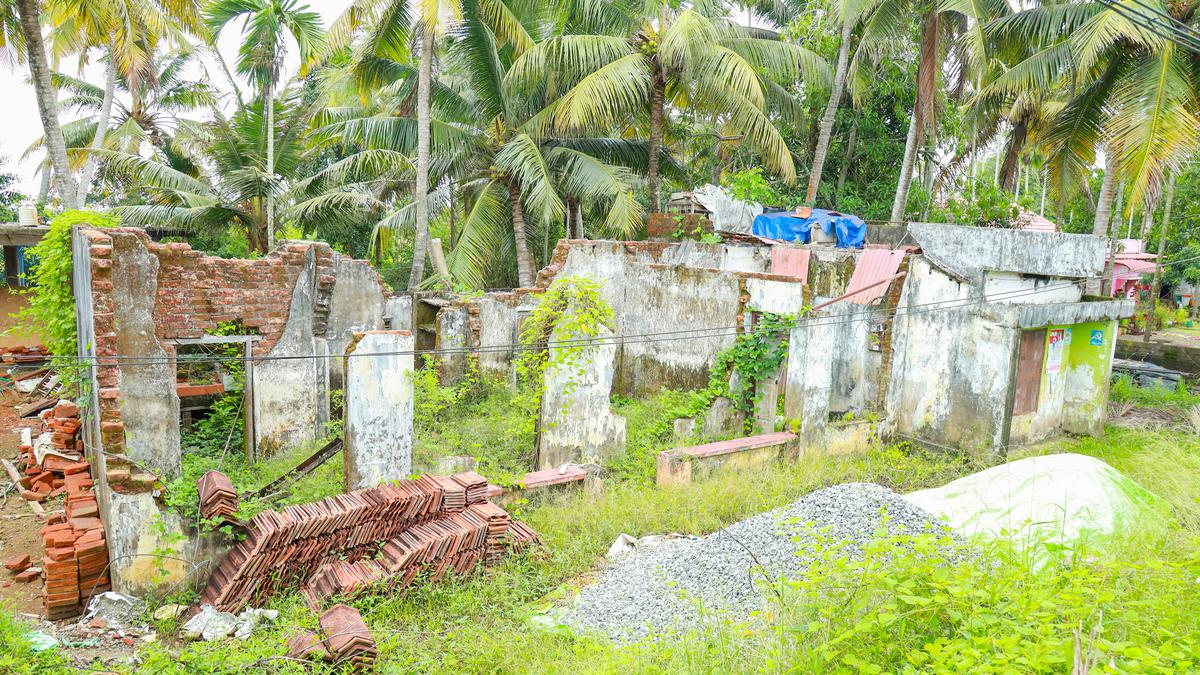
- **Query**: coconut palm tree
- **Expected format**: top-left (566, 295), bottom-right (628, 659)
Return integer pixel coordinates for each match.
top-left (205, 0), bottom-right (326, 252)
top-left (988, 0), bottom-right (1200, 239)
top-left (98, 85), bottom-right (413, 251)
top-left (11, 0), bottom-right (80, 207)
top-left (509, 1), bottom-right (829, 214)
top-left (24, 49), bottom-right (217, 194)
top-left (44, 0), bottom-right (203, 197)
top-left (321, 0), bottom-right (644, 288)
top-left (329, 0), bottom-right (534, 289)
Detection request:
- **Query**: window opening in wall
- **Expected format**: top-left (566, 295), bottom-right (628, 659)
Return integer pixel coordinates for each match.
top-left (171, 331), bottom-right (260, 461)
top-left (1013, 328), bottom-right (1047, 416)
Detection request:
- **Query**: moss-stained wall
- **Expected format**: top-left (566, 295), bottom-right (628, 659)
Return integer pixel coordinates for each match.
top-left (1010, 319), bottom-right (1117, 444)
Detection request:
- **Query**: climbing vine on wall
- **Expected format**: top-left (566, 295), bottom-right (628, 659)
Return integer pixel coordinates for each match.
top-left (513, 276), bottom-right (614, 420)
top-left (17, 210), bottom-right (119, 389)
top-left (698, 309), bottom-right (809, 431)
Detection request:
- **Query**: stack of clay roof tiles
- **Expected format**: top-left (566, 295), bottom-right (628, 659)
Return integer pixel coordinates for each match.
top-left (201, 472), bottom-right (540, 613)
top-left (319, 604), bottom-right (376, 669)
top-left (197, 470), bottom-right (239, 520)
top-left (15, 399), bottom-right (111, 620)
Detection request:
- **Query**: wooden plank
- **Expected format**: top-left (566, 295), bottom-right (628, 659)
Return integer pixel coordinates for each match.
top-left (17, 396), bottom-right (57, 418)
top-left (245, 437), bottom-right (343, 502)
top-left (2, 458), bottom-right (45, 517)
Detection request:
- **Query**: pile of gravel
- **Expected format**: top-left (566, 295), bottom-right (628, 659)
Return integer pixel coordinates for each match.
top-left (560, 482), bottom-right (950, 641)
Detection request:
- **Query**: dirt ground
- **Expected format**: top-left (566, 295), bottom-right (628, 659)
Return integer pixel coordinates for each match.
top-left (0, 389), bottom-right (47, 616)
top-left (0, 389), bottom-right (146, 670)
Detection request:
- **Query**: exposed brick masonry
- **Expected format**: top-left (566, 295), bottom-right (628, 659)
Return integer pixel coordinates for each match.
top-left (14, 400), bottom-right (112, 620)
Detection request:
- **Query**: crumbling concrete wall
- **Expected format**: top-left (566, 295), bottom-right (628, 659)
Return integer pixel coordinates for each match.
top-left (884, 257), bottom-right (1017, 458)
top-left (344, 331), bottom-right (415, 489)
top-left (251, 247), bottom-right (327, 455)
top-left (435, 304), bottom-right (471, 384)
top-left (108, 231), bottom-right (181, 479)
top-left (537, 323), bottom-right (626, 469)
top-left (477, 292), bottom-right (541, 380)
top-left (909, 222), bottom-right (1107, 283)
top-left (326, 255), bottom-right (387, 388)
top-left (75, 227), bottom-right (386, 596)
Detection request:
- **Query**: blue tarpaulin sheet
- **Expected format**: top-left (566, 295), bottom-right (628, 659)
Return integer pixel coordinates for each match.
top-left (751, 209), bottom-right (866, 248)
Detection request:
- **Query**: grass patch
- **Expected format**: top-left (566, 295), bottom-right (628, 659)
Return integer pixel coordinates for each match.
top-left (123, 442), bottom-right (971, 673)
top-left (165, 435), bottom-right (345, 527)
top-left (1110, 374), bottom-right (1200, 408)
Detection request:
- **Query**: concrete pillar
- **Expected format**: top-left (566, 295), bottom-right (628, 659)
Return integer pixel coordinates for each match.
top-left (783, 311), bottom-right (836, 445)
top-left (344, 331), bottom-right (415, 490)
top-left (536, 324), bottom-right (626, 470)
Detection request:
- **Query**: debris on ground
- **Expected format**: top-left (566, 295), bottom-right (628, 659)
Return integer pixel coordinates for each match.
top-left (152, 603), bottom-right (187, 621)
top-left (605, 533), bottom-right (697, 559)
top-left (83, 592), bottom-right (146, 631)
top-left (559, 483), bottom-right (949, 641)
top-left (181, 604), bottom-right (280, 642)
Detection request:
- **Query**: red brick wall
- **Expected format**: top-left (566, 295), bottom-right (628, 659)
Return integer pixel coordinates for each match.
top-left (80, 228), bottom-right (377, 457)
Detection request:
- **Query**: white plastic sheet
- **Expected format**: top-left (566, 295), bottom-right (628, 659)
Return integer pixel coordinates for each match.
top-left (903, 453), bottom-right (1166, 550)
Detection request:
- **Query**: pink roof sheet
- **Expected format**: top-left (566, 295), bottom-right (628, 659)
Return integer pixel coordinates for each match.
top-left (844, 248), bottom-right (906, 305)
top-left (770, 246), bottom-right (810, 279)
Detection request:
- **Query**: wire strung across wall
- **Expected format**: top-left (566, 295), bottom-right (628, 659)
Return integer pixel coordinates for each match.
top-left (45, 251), bottom-right (1199, 368)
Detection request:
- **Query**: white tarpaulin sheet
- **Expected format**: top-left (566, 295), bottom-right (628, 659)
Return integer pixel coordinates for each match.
top-left (904, 453), bottom-right (1165, 549)
top-left (694, 184), bottom-right (762, 234)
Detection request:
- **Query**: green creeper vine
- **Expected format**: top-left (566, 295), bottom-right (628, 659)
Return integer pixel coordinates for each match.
top-left (513, 276), bottom-right (614, 434)
top-left (16, 210), bottom-right (119, 389)
top-left (695, 310), bottom-right (810, 432)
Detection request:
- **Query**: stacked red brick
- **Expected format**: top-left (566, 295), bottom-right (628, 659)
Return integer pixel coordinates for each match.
top-left (0, 345), bottom-right (49, 363)
top-left (201, 473), bottom-right (541, 613)
top-left (319, 604), bottom-right (376, 669)
top-left (14, 400), bottom-right (111, 619)
top-left (198, 470), bottom-right (239, 520)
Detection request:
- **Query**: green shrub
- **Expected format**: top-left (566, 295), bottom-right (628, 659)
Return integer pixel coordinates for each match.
top-left (16, 210), bottom-right (118, 388)
top-left (768, 527), bottom-right (1200, 673)
top-left (1111, 375), bottom-right (1200, 407)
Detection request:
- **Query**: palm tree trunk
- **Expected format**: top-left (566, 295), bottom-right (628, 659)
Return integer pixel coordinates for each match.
top-left (509, 181), bottom-right (535, 287)
top-left (890, 111), bottom-right (919, 223)
top-left (648, 72), bottom-right (666, 215)
top-left (805, 20), bottom-right (853, 207)
top-left (999, 116), bottom-right (1028, 193)
top-left (1092, 162), bottom-right (1117, 237)
top-left (36, 161), bottom-right (50, 203)
top-left (1139, 205), bottom-right (1153, 241)
top-left (1145, 173), bottom-right (1175, 344)
top-left (835, 112), bottom-right (859, 205)
top-left (79, 56), bottom-right (118, 200)
top-left (266, 81), bottom-right (276, 252)
top-left (1088, 162), bottom-right (1117, 295)
top-left (408, 25), bottom-right (436, 289)
top-left (17, 0), bottom-right (80, 209)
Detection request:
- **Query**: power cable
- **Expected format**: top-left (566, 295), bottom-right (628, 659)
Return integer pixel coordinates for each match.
top-left (41, 250), bottom-right (1198, 369)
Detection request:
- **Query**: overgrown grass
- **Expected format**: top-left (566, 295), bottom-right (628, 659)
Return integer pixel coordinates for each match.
top-left (7, 382), bottom-right (1200, 672)
top-left (165, 434), bottom-right (345, 527)
top-left (123, 442), bottom-right (972, 673)
top-left (1110, 374), bottom-right (1200, 407)
top-left (608, 390), bottom-right (708, 483)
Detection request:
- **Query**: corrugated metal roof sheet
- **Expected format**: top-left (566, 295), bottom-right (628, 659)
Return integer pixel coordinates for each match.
top-left (844, 248), bottom-right (906, 305)
top-left (770, 246), bottom-right (810, 279)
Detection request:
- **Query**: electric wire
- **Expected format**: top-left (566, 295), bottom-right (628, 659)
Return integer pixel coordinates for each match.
top-left (28, 250), bottom-right (1194, 369)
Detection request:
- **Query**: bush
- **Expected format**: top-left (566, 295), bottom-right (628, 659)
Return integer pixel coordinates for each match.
top-left (16, 210), bottom-right (118, 371)
top-left (768, 527), bottom-right (1200, 673)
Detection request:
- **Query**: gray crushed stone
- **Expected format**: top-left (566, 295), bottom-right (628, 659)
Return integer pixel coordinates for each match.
top-left (561, 482), bottom-right (950, 641)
